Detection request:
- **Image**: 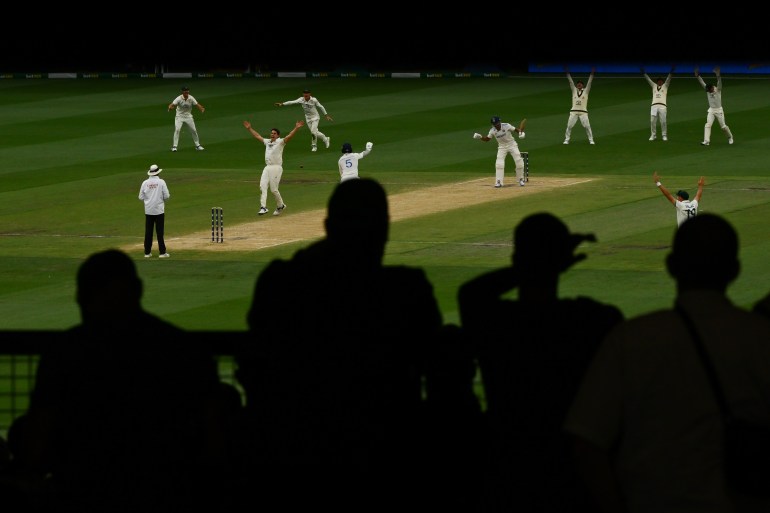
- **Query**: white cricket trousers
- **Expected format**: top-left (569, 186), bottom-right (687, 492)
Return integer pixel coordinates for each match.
top-left (703, 108), bottom-right (733, 143)
top-left (306, 117), bottom-right (328, 148)
top-left (173, 116), bottom-right (201, 147)
top-left (260, 164), bottom-right (284, 208)
top-left (565, 112), bottom-right (594, 143)
top-left (495, 145), bottom-right (524, 186)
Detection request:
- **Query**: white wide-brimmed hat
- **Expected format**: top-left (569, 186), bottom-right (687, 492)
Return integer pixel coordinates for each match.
top-left (147, 164), bottom-right (162, 176)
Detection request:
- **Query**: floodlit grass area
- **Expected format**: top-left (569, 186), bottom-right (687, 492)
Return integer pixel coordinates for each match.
top-left (2, 75), bottom-right (769, 332)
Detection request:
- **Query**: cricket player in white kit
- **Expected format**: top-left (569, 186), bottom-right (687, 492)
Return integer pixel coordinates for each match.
top-left (653, 171), bottom-right (705, 227)
top-left (275, 89), bottom-right (333, 152)
top-left (167, 86), bottom-right (205, 151)
top-left (474, 116), bottom-right (525, 188)
top-left (563, 67), bottom-right (595, 145)
top-left (642, 66), bottom-right (674, 141)
top-left (695, 66), bottom-right (734, 146)
top-left (243, 119), bottom-right (304, 216)
top-left (338, 141), bottom-right (373, 182)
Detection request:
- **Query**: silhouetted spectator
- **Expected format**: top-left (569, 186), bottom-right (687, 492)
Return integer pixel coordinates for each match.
top-left (16, 249), bottom-right (227, 513)
top-left (458, 212), bottom-right (624, 512)
top-left (753, 290), bottom-right (770, 320)
top-left (565, 213), bottom-right (770, 512)
top-left (237, 178), bottom-right (465, 509)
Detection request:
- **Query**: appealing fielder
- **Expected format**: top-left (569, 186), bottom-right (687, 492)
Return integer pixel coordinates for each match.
top-left (653, 171), bottom-right (705, 227)
top-left (563, 66), bottom-right (595, 145)
top-left (338, 141), bottom-right (373, 182)
top-left (243, 119), bottom-right (304, 216)
top-left (167, 86), bottom-right (205, 152)
top-left (642, 66), bottom-right (674, 141)
top-left (275, 89), bottom-right (333, 152)
top-left (695, 66), bottom-right (734, 146)
top-left (474, 116), bottom-right (526, 188)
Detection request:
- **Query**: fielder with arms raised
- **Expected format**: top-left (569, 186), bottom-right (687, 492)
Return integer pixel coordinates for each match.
top-left (653, 171), bottom-right (705, 228)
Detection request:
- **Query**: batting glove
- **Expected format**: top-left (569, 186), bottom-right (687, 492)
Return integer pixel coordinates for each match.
top-left (473, 133), bottom-right (482, 139)
top-left (518, 132), bottom-right (526, 139)
top-left (366, 142), bottom-right (373, 150)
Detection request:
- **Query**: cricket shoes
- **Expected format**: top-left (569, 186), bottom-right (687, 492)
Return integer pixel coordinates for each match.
top-left (311, 146), bottom-right (318, 152)
top-left (494, 181), bottom-right (502, 188)
top-left (729, 137), bottom-right (734, 144)
top-left (325, 137), bottom-right (331, 149)
top-left (589, 140), bottom-right (595, 145)
top-left (144, 253), bottom-right (152, 258)
top-left (701, 141), bottom-right (710, 146)
top-left (662, 135), bottom-right (668, 141)
top-left (171, 146), bottom-right (177, 152)
top-left (649, 135), bottom-right (656, 141)
top-left (563, 140), bottom-right (569, 145)
top-left (273, 204), bottom-right (286, 216)
top-left (159, 253), bottom-right (170, 258)
top-left (195, 145), bottom-right (205, 151)
top-left (519, 179), bottom-right (526, 187)
top-left (258, 206), bottom-right (269, 215)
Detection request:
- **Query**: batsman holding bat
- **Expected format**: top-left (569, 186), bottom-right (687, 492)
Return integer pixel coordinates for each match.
top-left (474, 116), bottom-right (527, 188)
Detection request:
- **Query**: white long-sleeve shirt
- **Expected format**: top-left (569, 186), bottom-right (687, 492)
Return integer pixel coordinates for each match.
top-left (281, 96), bottom-right (327, 122)
top-left (645, 72), bottom-right (672, 106)
top-left (567, 73), bottom-right (593, 112)
top-left (139, 176), bottom-right (170, 215)
top-left (696, 74), bottom-right (723, 110)
top-left (338, 148), bottom-right (372, 182)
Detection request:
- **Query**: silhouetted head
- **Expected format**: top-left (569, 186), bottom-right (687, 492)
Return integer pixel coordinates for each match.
top-left (325, 178), bottom-right (389, 263)
top-left (490, 116), bottom-right (501, 130)
top-left (676, 190), bottom-right (689, 200)
top-left (667, 213), bottom-right (739, 292)
top-left (76, 249), bottom-right (143, 322)
top-left (341, 142), bottom-right (353, 154)
top-left (513, 212), bottom-right (597, 276)
top-left (705, 83), bottom-right (715, 92)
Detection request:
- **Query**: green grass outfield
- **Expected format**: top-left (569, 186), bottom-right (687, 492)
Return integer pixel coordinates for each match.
top-left (2, 74), bottom-right (770, 332)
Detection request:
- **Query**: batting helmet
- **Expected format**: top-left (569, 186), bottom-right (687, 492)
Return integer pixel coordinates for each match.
top-left (341, 142), bottom-right (353, 153)
top-left (491, 116), bottom-right (501, 125)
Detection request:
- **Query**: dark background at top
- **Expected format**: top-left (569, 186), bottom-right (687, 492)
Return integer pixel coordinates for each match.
top-left (2, 9), bottom-right (761, 72)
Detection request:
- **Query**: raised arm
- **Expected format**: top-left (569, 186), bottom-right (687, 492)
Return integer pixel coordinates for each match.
top-left (694, 67), bottom-right (707, 89)
top-left (666, 65), bottom-right (675, 84)
top-left (653, 171), bottom-right (676, 205)
top-left (585, 67), bottom-right (595, 90)
top-left (714, 66), bottom-right (722, 90)
top-left (282, 120), bottom-right (305, 143)
top-left (242, 120), bottom-right (264, 142)
top-left (694, 176), bottom-right (705, 202)
top-left (642, 67), bottom-right (655, 87)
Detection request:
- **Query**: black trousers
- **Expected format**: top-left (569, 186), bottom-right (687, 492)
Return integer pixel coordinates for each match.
top-left (144, 213), bottom-right (166, 255)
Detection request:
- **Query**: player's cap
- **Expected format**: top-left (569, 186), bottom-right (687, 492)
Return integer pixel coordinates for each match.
top-left (677, 190), bottom-right (689, 200)
top-left (181, 86), bottom-right (190, 91)
top-left (490, 116), bottom-right (501, 125)
top-left (303, 89), bottom-right (311, 93)
top-left (147, 164), bottom-right (162, 176)
top-left (341, 142), bottom-right (353, 153)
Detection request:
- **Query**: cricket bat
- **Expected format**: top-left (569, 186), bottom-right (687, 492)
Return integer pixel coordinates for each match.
top-left (518, 118), bottom-right (527, 132)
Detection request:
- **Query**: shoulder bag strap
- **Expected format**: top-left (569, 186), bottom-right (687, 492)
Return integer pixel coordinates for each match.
top-left (675, 304), bottom-right (732, 421)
